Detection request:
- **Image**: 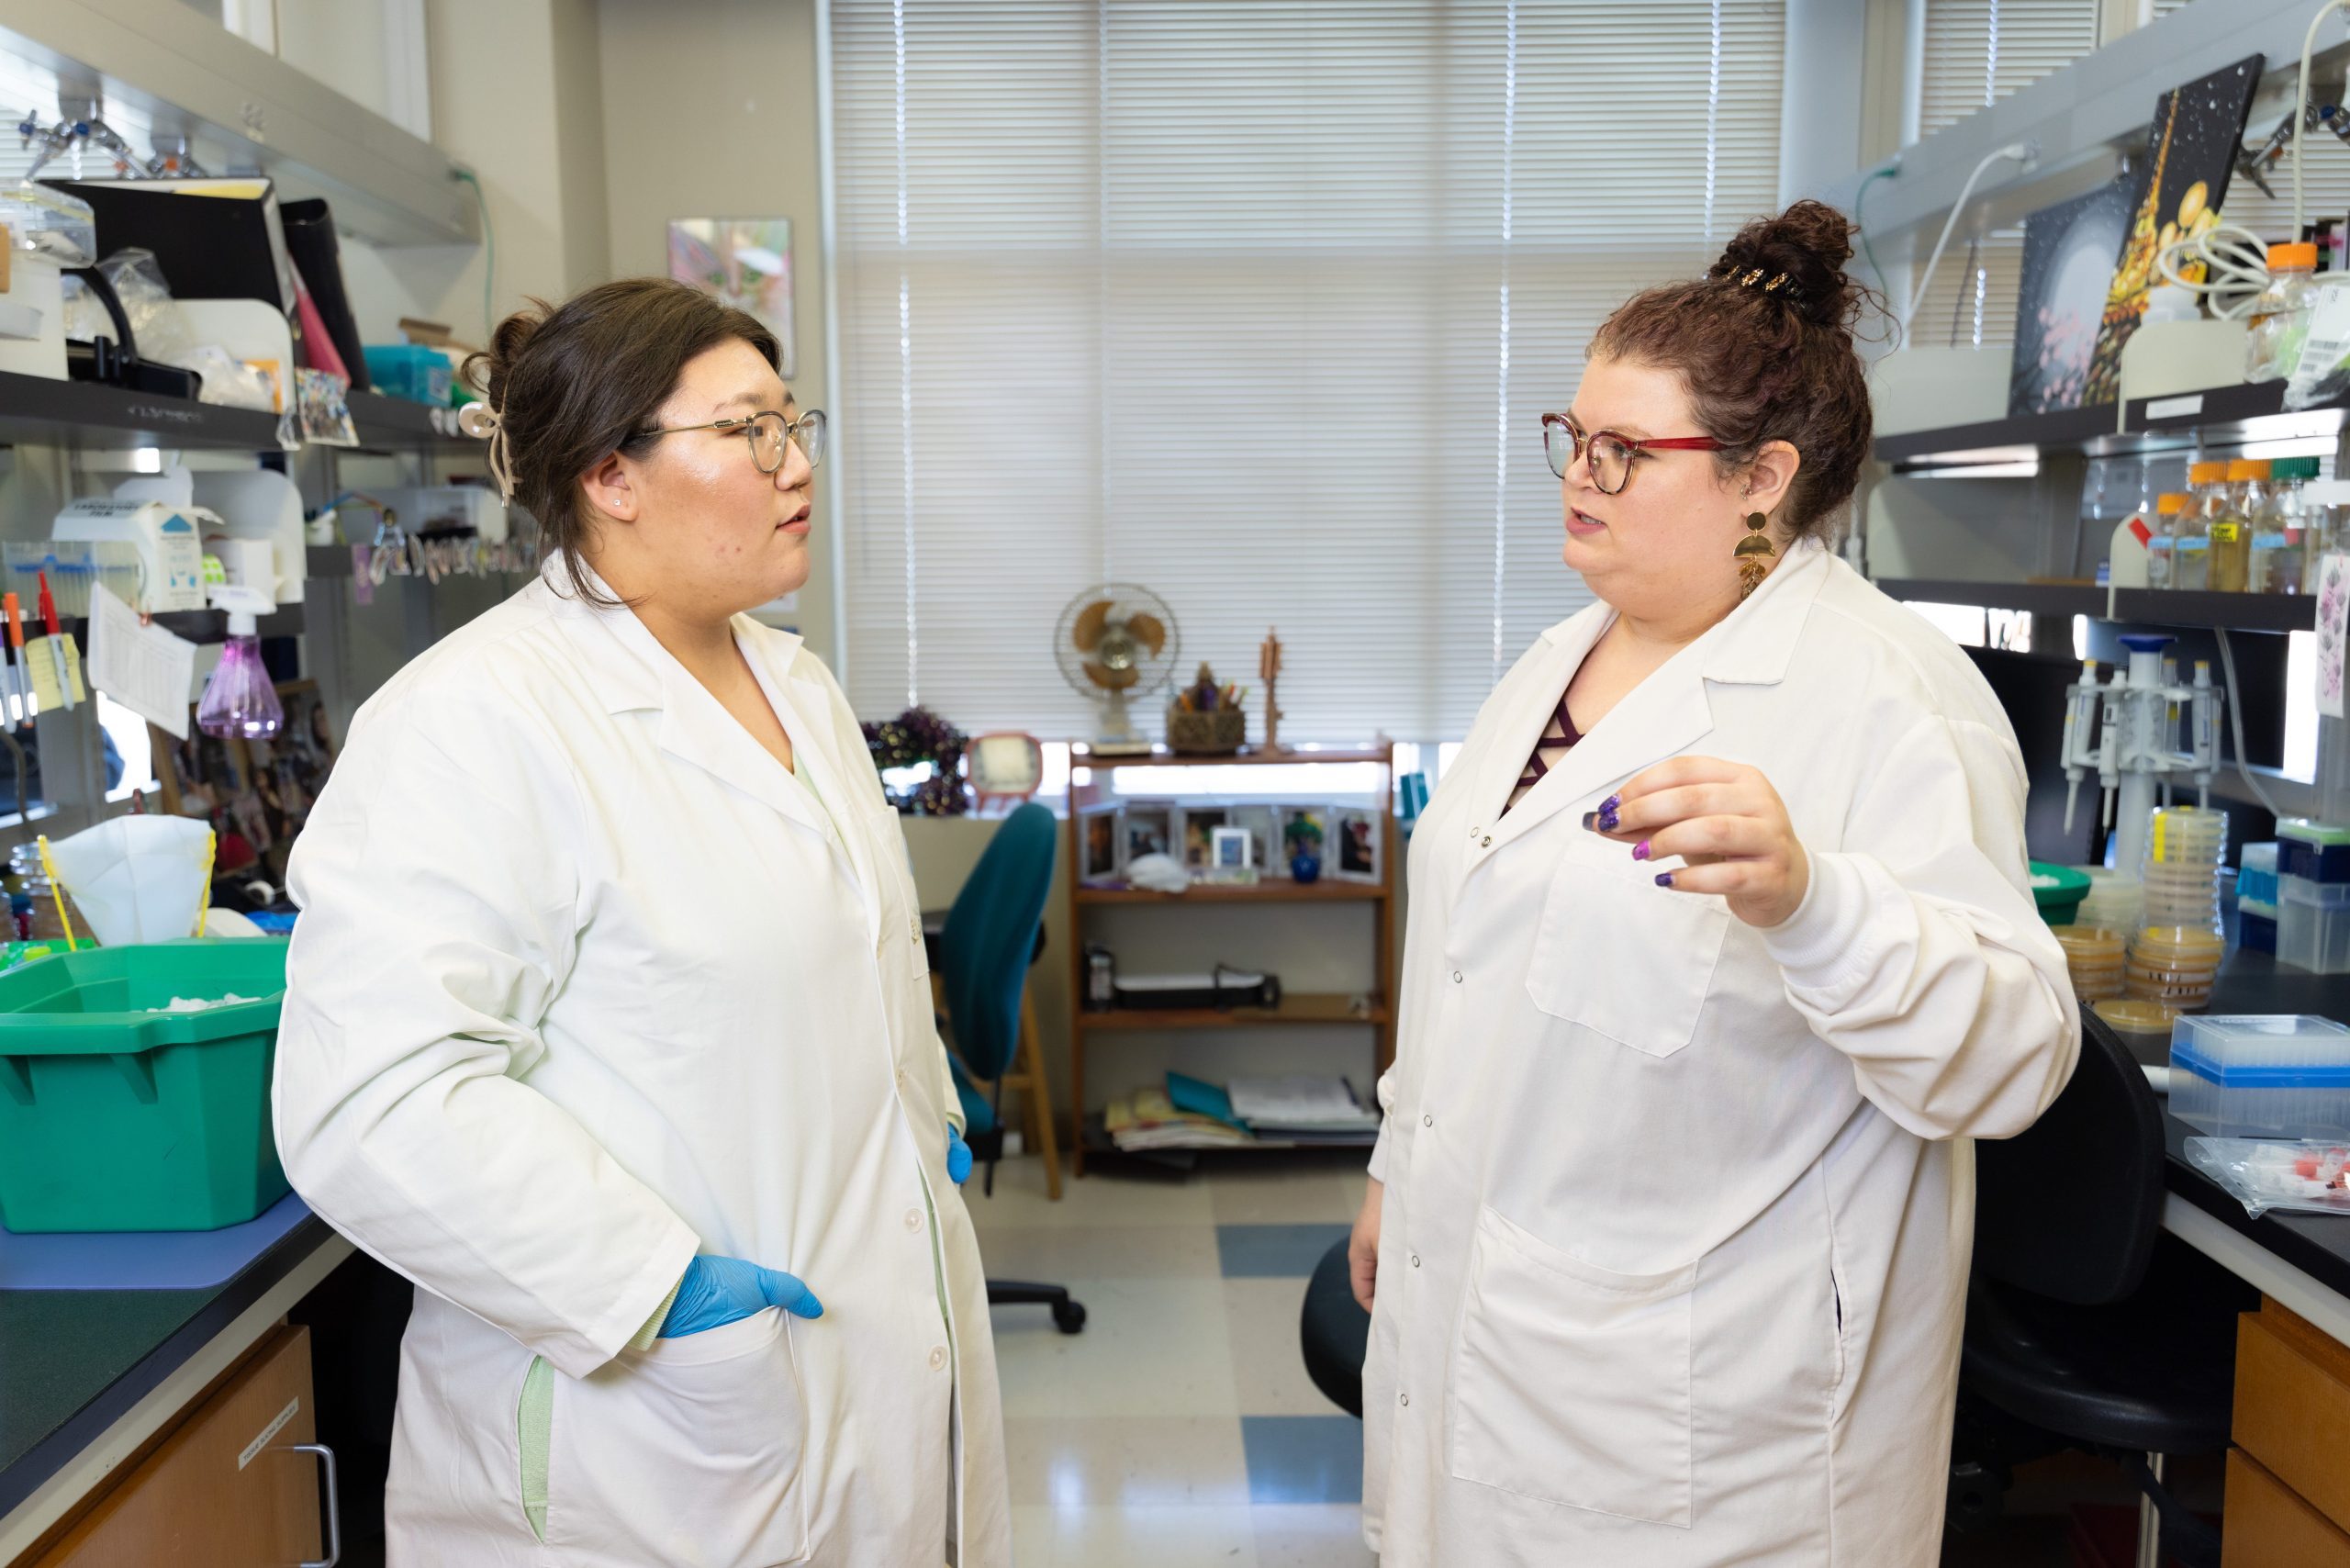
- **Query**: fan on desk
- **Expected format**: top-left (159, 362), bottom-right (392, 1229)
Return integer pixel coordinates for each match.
top-left (1056, 583), bottom-right (1179, 756)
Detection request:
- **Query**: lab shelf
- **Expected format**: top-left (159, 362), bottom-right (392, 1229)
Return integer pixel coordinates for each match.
top-left (1877, 579), bottom-right (2317, 633)
top-left (1874, 406), bottom-right (2124, 471)
top-left (1076, 992), bottom-right (1390, 1031)
top-left (343, 390), bottom-right (486, 454)
top-left (1874, 382), bottom-right (2350, 471)
top-left (1075, 880), bottom-right (1387, 905)
top-left (0, 372), bottom-right (284, 453)
top-left (62, 604), bottom-right (306, 647)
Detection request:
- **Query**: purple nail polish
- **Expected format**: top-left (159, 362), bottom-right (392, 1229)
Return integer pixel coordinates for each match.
top-left (1654, 871), bottom-right (1674, 888)
top-left (1600, 794), bottom-right (1621, 815)
top-left (1632, 840), bottom-right (1651, 861)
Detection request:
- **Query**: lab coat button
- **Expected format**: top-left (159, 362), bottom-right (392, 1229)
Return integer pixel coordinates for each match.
top-left (1480, 834), bottom-right (1492, 847)
top-left (1451, 970), bottom-right (1462, 984)
top-left (904, 1207), bottom-right (923, 1231)
top-left (1411, 1253), bottom-right (1420, 1268)
top-left (1423, 1114), bottom-right (1433, 1127)
top-left (1399, 1393), bottom-right (1410, 1407)
top-left (1469, 825), bottom-right (1481, 839)
top-left (930, 1346), bottom-right (947, 1371)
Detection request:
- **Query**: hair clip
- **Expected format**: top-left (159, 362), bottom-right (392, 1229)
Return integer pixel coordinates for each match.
top-left (457, 401), bottom-right (517, 504)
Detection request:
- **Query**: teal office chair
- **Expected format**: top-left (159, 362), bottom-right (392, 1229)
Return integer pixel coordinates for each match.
top-left (935, 802), bottom-right (1086, 1334)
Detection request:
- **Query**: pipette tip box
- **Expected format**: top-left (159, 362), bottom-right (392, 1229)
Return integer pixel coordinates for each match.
top-left (2171, 1014), bottom-right (2350, 1140)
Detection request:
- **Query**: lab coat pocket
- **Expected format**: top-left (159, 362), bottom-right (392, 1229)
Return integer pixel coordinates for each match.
top-left (545, 1306), bottom-right (812, 1565)
top-left (1449, 1205), bottom-right (1695, 1529)
top-left (861, 803), bottom-right (929, 977)
top-left (1526, 843), bottom-right (1729, 1058)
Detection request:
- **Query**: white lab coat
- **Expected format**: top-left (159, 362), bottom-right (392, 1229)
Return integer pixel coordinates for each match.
top-left (273, 558), bottom-right (1009, 1567)
top-left (1361, 541), bottom-right (2078, 1567)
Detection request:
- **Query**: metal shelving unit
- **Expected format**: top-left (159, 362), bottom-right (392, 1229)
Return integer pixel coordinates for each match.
top-left (1879, 580), bottom-right (2318, 633)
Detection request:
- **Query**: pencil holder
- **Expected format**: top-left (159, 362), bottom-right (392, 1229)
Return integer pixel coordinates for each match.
top-left (1165, 706), bottom-right (1244, 755)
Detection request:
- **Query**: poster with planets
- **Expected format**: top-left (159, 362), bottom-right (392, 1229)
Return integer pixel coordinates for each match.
top-left (2008, 180), bottom-right (2141, 417)
top-left (2079, 55), bottom-right (2263, 408)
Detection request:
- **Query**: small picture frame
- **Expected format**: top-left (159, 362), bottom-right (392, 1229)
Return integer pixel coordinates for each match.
top-left (1079, 803), bottom-right (1124, 883)
top-left (1229, 804), bottom-right (1281, 873)
top-left (1181, 806), bottom-right (1229, 872)
top-left (1121, 803), bottom-right (1174, 864)
top-left (1210, 825), bottom-right (1254, 871)
top-left (1329, 805), bottom-right (1383, 883)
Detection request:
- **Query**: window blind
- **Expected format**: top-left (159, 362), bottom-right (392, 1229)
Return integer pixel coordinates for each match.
top-left (832, 0), bottom-right (1785, 742)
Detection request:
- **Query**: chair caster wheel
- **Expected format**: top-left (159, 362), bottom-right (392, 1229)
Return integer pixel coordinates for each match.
top-left (1053, 1301), bottom-right (1087, 1335)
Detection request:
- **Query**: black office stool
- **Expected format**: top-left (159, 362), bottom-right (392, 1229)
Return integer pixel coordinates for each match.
top-left (1952, 1002), bottom-right (2255, 1568)
top-left (1300, 1237), bottom-right (1370, 1417)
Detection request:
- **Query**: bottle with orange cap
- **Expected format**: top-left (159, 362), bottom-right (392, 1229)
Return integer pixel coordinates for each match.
top-left (2247, 241), bottom-right (2320, 382)
top-left (2149, 491), bottom-right (2188, 589)
top-left (2177, 460), bottom-right (2228, 590)
top-left (2208, 457), bottom-right (2267, 592)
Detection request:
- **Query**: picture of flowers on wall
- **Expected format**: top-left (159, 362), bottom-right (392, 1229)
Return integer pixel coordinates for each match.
top-left (2008, 178), bottom-right (2136, 418)
top-left (668, 218), bottom-right (796, 378)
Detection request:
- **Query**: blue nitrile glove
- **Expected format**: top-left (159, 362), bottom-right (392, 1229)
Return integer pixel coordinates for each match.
top-left (946, 1124), bottom-right (973, 1185)
top-left (659, 1254), bottom-right (824, 1338)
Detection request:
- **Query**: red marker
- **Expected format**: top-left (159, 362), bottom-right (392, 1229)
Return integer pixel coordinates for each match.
top-left (36, 572), bottom-right (73, 711)
top-left (0, 593), bottom-right (22, 723)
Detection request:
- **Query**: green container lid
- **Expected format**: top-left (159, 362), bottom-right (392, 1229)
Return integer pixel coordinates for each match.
top-left (2030, 861), bottom-right (2093, 926)
top-left (0, 939), bottom-right (291, 1233)
top-left (2278, 818), bottom-right (2350, 846)
top-left (2273, 456), bottom-right (2322, 481)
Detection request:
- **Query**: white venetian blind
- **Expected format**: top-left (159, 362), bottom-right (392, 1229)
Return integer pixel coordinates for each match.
top-left (1910, 0), bottom-right (2099, 347)
top-left (832, 0), bottom-right (1785, 741)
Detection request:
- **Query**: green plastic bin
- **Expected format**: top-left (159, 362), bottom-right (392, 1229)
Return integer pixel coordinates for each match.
top-left (0, 939), bottom-right (291, 1233)
top-left (2031, 861), bottom-right (2093, 928)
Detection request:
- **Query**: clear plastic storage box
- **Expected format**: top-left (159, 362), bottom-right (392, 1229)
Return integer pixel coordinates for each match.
top-left (2280, 887), bottom-right (2350, 973)
top-left (2170, 1014), bottom-right (2350, 1139)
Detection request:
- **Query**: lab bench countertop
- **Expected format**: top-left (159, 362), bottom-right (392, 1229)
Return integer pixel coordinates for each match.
top-left (0, 1208), bottom-right (341, 1538)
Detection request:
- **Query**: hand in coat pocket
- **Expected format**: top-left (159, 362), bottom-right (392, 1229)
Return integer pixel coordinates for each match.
top-left (661, 1253), bottom-right (825, 1338)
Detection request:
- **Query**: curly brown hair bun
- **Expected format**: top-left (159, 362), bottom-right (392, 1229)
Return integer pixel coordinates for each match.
top-left (1592, 199), bottom-right (1880, 544)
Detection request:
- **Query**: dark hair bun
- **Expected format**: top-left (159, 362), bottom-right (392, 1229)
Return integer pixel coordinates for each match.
top-left (1710, 199), bottom-right (1862, 331)
top-left (464, 299), bottom-right (551, 403)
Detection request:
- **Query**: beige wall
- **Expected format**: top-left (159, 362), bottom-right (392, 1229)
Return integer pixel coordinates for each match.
top-left (596, 0), bottom-right (836, 666)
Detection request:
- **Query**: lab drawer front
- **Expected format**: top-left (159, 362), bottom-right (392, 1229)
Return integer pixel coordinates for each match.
top-left (32, 1325), bottom-right (322, 1568)
top-left (2232, 1303), bottom-right (2350, 1540)
top-left (2223, 1450), bottom-right (2350, 1567)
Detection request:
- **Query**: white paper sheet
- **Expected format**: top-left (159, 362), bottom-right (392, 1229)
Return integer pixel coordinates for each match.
top-left (86, 581), bottom-right (196, 739)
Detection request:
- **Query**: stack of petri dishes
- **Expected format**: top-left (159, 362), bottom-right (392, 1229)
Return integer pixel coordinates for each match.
top-left (2127, 925), bottom-right (2224, 1008)
top-left (2140, 805), bottom-right (2228, 935)
top-left (2053, 926), bottom-right (2126, 1001)
top-left (2076, 869), bottom-right (2144, 936)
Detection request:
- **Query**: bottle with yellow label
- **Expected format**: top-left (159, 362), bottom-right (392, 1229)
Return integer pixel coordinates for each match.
top-left (2207, 457), bottom-right (2267, 592)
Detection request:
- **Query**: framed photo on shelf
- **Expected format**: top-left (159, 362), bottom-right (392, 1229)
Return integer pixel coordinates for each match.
top-left (1210, 825), bottom-right (1254, 871)
top-left (1230, 804), bottom-right (1281, 873)
top-left (1078, 802), bottom-right (1124, 883)
top-left (1122, 802), bottom-right (1174, 864)
top-left (1181, 806), bottom-right (1229, 872)
top-left (1329, 804), bottom-right (1382, 882)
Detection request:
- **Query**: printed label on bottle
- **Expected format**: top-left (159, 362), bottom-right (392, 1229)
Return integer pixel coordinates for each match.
top-left (2210, 523), bottom-right (2243, 543)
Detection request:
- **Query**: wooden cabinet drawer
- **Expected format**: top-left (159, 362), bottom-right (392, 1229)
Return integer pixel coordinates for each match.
top-left (2234, 1303), bottom-right (2350, 1539)
top-left (2225, 1450), bottom-right (2350, 1568)
top-left (33, 1325), bottom-right (324, 1568)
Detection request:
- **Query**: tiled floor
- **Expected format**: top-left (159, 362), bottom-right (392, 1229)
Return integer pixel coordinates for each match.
top-left (968, 1152), bottom-right (2210, 1567)
top-left (969, 1153), bottom-right (1377, 1568)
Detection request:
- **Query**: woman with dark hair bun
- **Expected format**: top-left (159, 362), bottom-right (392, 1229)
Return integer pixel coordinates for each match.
top-left (273, 277), bottom-right (1009, 1565)
top-left (1349, 201), bottom-right (2078, 1565)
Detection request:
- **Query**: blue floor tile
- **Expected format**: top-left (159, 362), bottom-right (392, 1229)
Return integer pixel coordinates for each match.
top-left (1242, 1414), bottom-right (1364, 1504)
top-left (1216, 1222), bottom-right (1350, 1278)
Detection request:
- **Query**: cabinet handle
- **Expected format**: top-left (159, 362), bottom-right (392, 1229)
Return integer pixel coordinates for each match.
top-left (283, 1441), bottom-right (341, 1568)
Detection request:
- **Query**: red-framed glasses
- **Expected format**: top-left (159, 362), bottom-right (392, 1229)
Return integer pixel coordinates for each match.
top-left (1541, 412), bottom-right (1722, 495)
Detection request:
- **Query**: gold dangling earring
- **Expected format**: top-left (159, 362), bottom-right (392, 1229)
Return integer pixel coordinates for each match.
top-left (1735, 510), bottom-right (1776, 600)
